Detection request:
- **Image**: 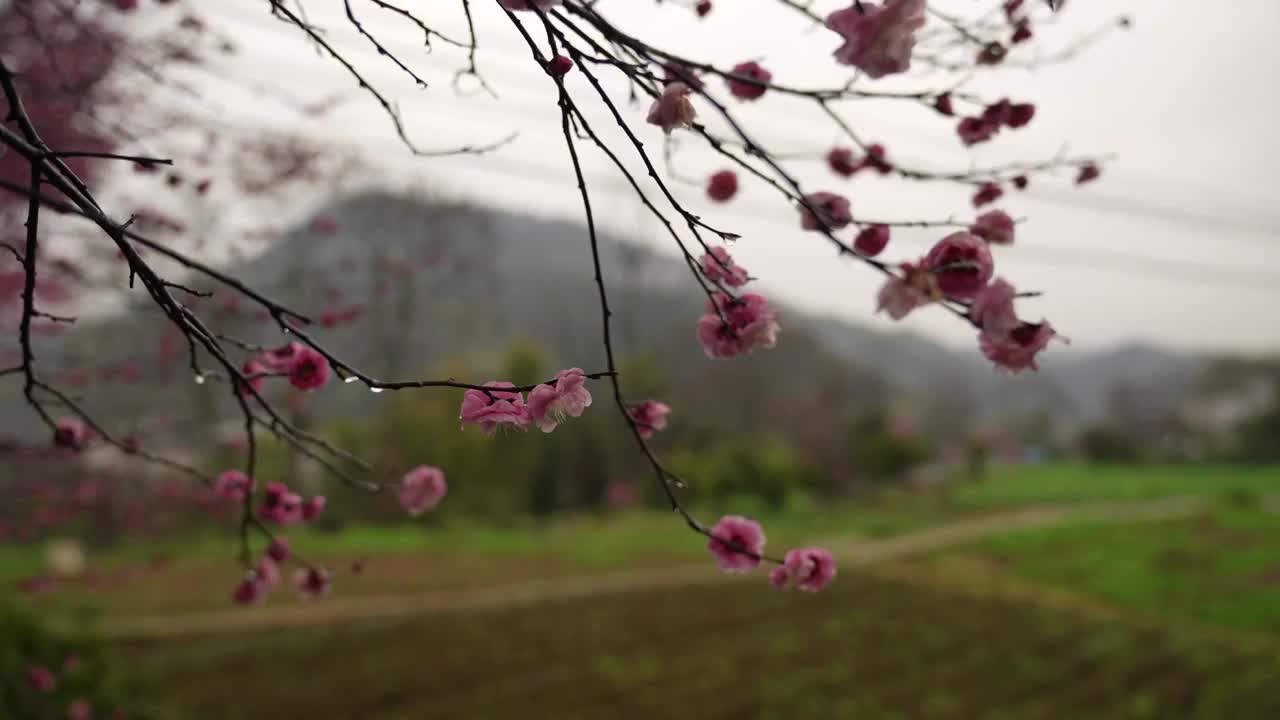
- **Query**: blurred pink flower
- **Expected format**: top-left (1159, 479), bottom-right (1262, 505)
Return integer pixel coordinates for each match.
top-left (923, 231), bottom-right (994, 300)
top-left (969, 210), bottom-right (1016, 245)
top-left (699, 246), bottom-right (750, 287)
top-left (287, 347), bottom-right (330, 391)
top-left (970, 278), bottom-right (1019, 336)
top-left (798, 192), bottom-right (853, 231)
top-left (708, 515), bottom-right (766, 573)
top-left (294, 567), bottom-right (332, 599)
top-left (696, 292), bottom-right (780, 359)
top-left (979, 321), bottom-right (1064, 373)
top-left (28, 665), bottom-right (56, 692)
top-left (780, 547), bottom-right (837, 591)
top-left (629, 400), bottom-right (670, 439)
top-left (826, 0), bottom-right (926, 79)
top-left (646, 82), bottom-right (697, 133)
top-left (726, 61), bottom-right (771, 100)
top-left (214, 470), bottom-right (253, 502)
top-left (399, 465), bottom-right (448, 516)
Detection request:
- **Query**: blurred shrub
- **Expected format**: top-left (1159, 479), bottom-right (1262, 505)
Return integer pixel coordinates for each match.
top-left (1078, 426), bottom-right (1143, 463)
top-left (0, 603), bottom-right (150, 719)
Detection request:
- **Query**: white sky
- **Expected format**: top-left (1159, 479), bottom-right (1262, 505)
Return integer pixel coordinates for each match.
top-left (129, 0), bottom-right (1280, 354)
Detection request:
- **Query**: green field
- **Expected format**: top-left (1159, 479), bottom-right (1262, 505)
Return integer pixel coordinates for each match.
top-left (121, 569), bottom-right (1280, 720)
top-left (8, 464), bottom-right (1280, 718)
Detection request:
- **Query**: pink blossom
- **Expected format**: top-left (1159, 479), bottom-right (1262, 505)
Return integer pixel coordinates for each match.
top-left (399, 465), bottom-right (448, 515)
top-left (662, 63), bottom-right (704, 91)
top-left (706, 170), bottom-right (739, 203)
top-left (287, 346), bottom-right (330, 391)
top-left (53, 418), bottom-right (88, 450)
top-left (854, 225), bottom-right (890, 257)
top-left (259, 342), bottom-right (304, 372)
top-left (547, 55), bottom-right (574, 78)
top-left (923, 231), bottom-right (994, 300)
top-left (699, 246), bottom-right (750, 287)
top-left (28, 665), bottom-right (56, 692)
top-left (238, 359), bottom-right (270, 395)
top-left (957, 117), bottom-right (998, 146)
top-left (294, 567), bottom-right (332, 599)
top-left (827, 147), bottom-right (860, 177)
top-left (1007, 103), bottom-right (1036, 128)
top-left (876, 262), bottom-right (940, 320)
top-left (695, 0), bottom-right (712, 17)
top-left (864, 143), bottom-right (892, 174)
top-left (972, 183), bottom-right (1004, 208)
top-left (970, 278), bottom-right (1019, 336)
top-left (768, 565), bottom-right (791, 587)
top-left (231, 577), bottom-right (266, 605)
top-left (302, 495), bottom-right (326, 521)
top-left (979, 321), bottom-right (1064, 373)
top-left (629, 400), bottom-right (670, 439)
top-left (254, 558), bottom-right (281, 590)
top-left (528, 368), bottom-right (593, 432)
top-left (646, 82), bottom-right (696, 133)
top-left (1012, 19), bottom-right (1033, 43)
top-left (67, 699), bottom-right (93, 720)
top-left (933, 93), bottom-right (954, 116)
top-left (969, 210), bottom-right (1016, 245)
top-left (459, 382), bottom-right (531, 434)
top-left (726, 61), bottom-right (771, 101)
top-left (707, 515), bottom-right (766, 573)
top-left (696, 292), bottom-right (780, 359)
top-left (1076, 163), bottom-right (1101, 184)
top-left (778, 547), bottom-right (837, 591)
top-left (266, 537), bottom-right (291, 563)
top-left (258, 482), bottom-right (304, 525)
top-left (826, 0), bottom-right (927, 79)
top-left (497, 0), bottom-right (562, 10)
top-left (214, 470), bottom-right (253, 502)
top-left (798, 192), bottom-right (853, 231)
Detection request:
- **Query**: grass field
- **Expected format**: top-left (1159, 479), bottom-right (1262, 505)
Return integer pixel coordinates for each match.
top-left (926, 506), bottom-right (1280, 633)
top-left (7, 463), bottom-right (1280, 717)
top-left (120, 568), bottom-right (1280, 720)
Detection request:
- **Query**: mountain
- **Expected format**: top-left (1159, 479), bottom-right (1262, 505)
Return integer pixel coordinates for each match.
top-left (6, 192), bottom-right (1207, 443)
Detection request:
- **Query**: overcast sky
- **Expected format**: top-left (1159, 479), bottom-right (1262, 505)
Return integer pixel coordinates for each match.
top-left (148, 1), bottom-right (1280, 354)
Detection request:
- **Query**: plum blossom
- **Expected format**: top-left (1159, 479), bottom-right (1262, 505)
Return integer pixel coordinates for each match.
top-left (980, 320), bottom-right (1064, 373)
top-left (239, 359), bottom-right (270, 395)
top-left (629, 400), bottom-right (670, 439)
top-left (876, 262), bottom-right (941, 320)
top-left (827, 147), bottom-right (860, 177)
top-left (301, 496), bottom-right (326, 521)
top-left (923, 231), bottom-right (994, 299)
top-left (646, 82), bottom-right (696, 133)
top-left (706, 170), bottom-right (739, 202)
top-left (957, 116), bottom-right (997, 146)
top-left (826, 0), bottom-right (926, 79)
top-left (707, 515), bottom-right (766, 572)
top-left (970, 278), bottom-right (1019, 336)
top-left (53, 418), bottom-right (88, 450)
top-left (854, 225), bottom-right (891, 257)
top-left (969, 210), bottom-right (1016, 245)
top-left (972, 182), bottom-right (1004, 208)
top-left (699, 246), bottom-right (750, 287)
top-left (726, 61), bottom-right (771, 101)
top-left (528, 368), bottom-right (593, 432)
top-left (232, 577), bottom-right (266, 605)
top-left (798, 192), bottom-right (853, 231)
top-left (266, 537), bottom-right (291, 563)
top-left (294, 567), bottom-right (332, 599)
top-left (67, 699), bottom-right (92, 720)
top-left (287, 346), bottom-right (330, 391)
top-left (258, 482), bottom-right (304, 525)
top-left (547, 54), bottom-right (573, 77)
top-left (773, 547), bottom-right (837, 592)
top-left (1076, 163), bottom-right (1101, 184)
top-left (28, 665), bottom-right (56, 692)
top-left (696, 292), bottom-right (780, 359)
top-left (259, 342), bottom-right (304, 372)
top-left (254, 557), bottom-right (281, 591)
top-left (214, 470), bottom-right (253, 502)
top-left (399, 465), bottom-right (448, 515)
top-left (459, 382), bottom-right (531, 434)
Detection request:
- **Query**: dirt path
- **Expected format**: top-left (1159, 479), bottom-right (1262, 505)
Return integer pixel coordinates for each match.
top-left (102, 495), bottom-right (1208, 640)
